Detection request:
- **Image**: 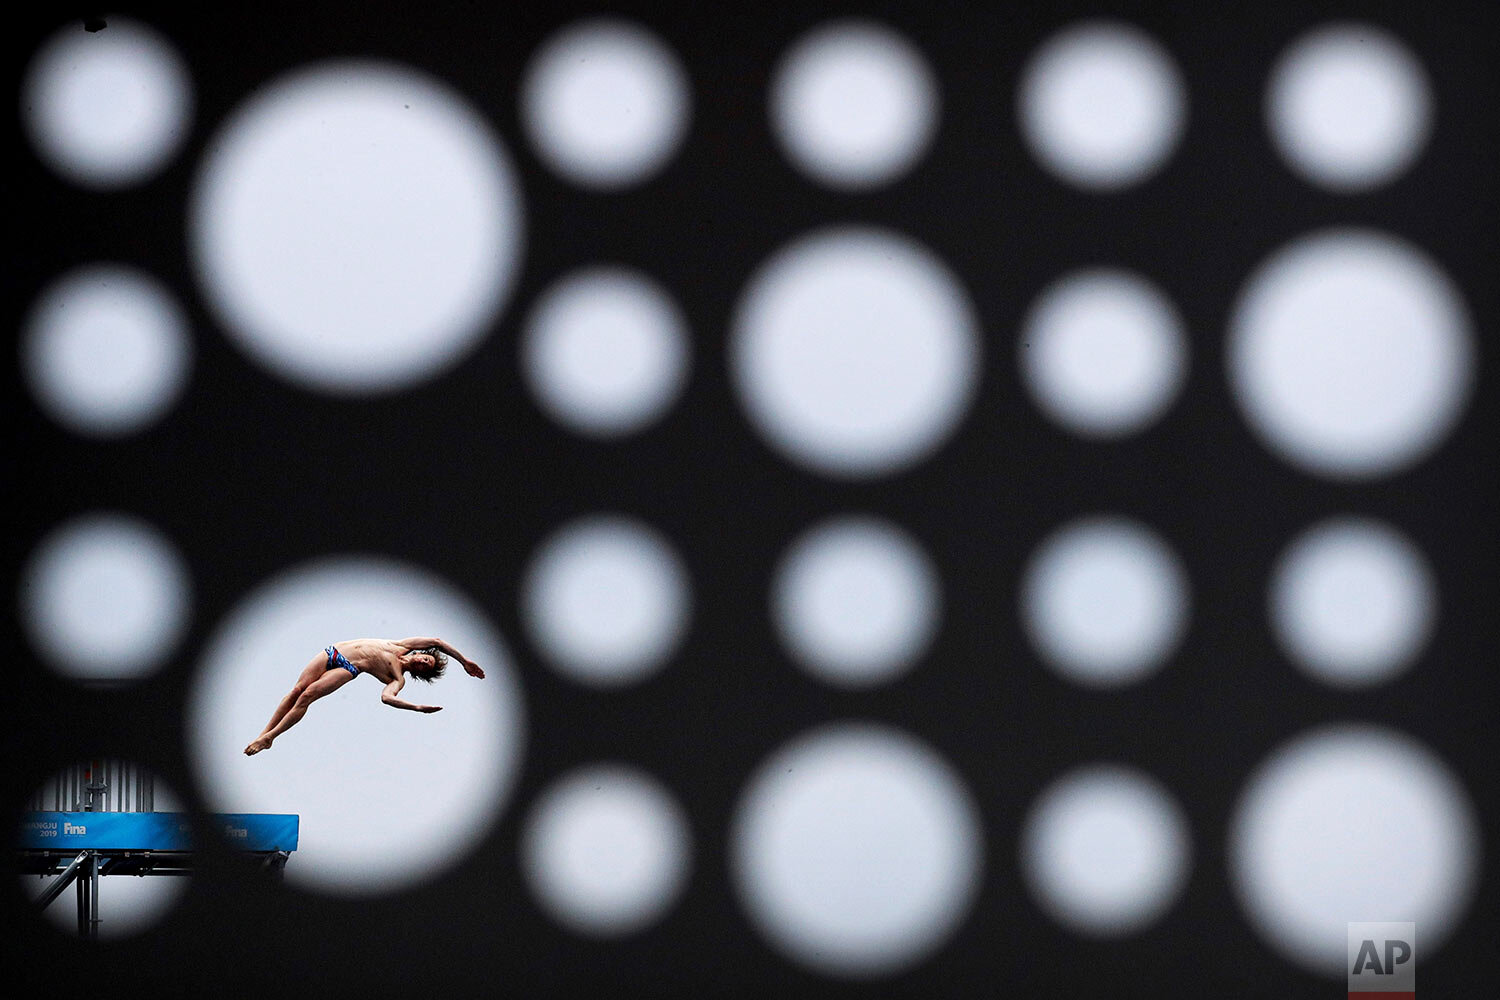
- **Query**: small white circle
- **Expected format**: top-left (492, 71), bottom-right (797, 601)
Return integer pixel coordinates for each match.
top-left (731, 226), bottom-right (981, 478)
top-left (22, 17), bottom-right (193, 188)
top-left (1267, 23), bottom-right (1432, 192)
top-left (1020, 516), bottom-right (1190, 687)
top-left (1020, 268), bottom-right (1187, 438)
top-left (522, 18), bottom-right (691, 189)
top-left (731, 722), bottom-right (983, 978)
top-left (1228, 229), bottom-right (1474, 479)
top-left (190, 60), bottom-right (524, 395)
top-left (1018, 20), bottom-right (1186, 190)
top-left (522, 266), bottom-right (690, 438)
top-left (20, 512), bottom-right (192, 682)
top-left (1270, 517), bottom-right (1436, 687)
top-left (185, 556), bottom-right (527, 896)
top-left (771, 515), bottom-right (941, 687)
top-left (1021, 764), bottom-right (1192, 937)
top-left (522, 763), bottom-right (692, 937)
top-left (770, 19), bottom-right (939, 189)
top-left (22, 264), bottom-right (193, 437)
top-left (522, 515), bottom-right (691, 687)
top-left (1229, 724), bottom-right (1479, 975)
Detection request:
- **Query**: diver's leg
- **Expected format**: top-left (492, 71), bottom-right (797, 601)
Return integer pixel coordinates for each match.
top-left (257, 654), bottom-right (329, 737)
top-left (244, 668), bottom-right (352, 755)
top-left (245, 661), bottom-right (354, 754)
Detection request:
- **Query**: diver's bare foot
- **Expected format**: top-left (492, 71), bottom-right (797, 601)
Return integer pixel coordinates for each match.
top-left (245, 737), bottom-right (273, 755)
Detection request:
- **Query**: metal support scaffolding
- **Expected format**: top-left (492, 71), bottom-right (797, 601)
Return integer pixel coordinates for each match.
top-left (35, 850), bottom-right (89, 910)
top-left (28, 758), bottom-right (156, 813)
top-left (73, 852), bottom-right (100, 941)
top-left (22, 761), bottom-right (297, 938)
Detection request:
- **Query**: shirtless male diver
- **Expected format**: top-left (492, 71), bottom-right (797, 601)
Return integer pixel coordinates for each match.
top-left (244, 637), bottom-right (485, 755)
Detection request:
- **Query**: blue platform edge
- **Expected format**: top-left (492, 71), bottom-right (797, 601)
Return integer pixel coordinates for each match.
top-left (16, 812), bottom-right (299, 852)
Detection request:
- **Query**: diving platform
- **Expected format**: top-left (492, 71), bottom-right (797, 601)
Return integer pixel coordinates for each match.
top-left (17, 811), bottom-right (299, 854)
top-left (16, 761), bottom-right (298, 939)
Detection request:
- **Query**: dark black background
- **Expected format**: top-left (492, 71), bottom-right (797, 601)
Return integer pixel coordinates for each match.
top-left (5, 1), bottom-right (1496, 996)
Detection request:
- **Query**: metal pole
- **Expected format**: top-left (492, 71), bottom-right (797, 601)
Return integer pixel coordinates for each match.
top-left (84, 761), bottom-right (99, 811)
top-left (36, 851), bottom-right (89, 910)
top-left (76, 854), bottom-right (89, 937)
top-left (88, 852), bottom-right (100, 940)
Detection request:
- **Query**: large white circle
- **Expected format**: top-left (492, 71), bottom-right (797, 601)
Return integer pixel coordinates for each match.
top-left (771, 515), bottom-right (941, 687)
top-left (521, 515), bottom-right (691, 687)
top-left (522, 763), bottom-right (691, 937)
top-left (1020, 268), bottom-right (1187, 438)
top-left (20, 766), bottom-right (189, 939)
top-left (21, 17), bottom-right (193, 188)
top-left (731, 722), bottom-right (983, 978)
top-left (19, 512), bottom-right (192, 682)
top-left (1229, 724), bottom-right (1479, 975)
top-left (730, 227), bottom-right (981, 478)
top-left (1267, 23), bottom-right (1432, 192)
top-left (184, 556), bottom-right (526, 896)
top-left (770, 20), bottom-right (939, 190)
top-left (1270, 517), bottom-right (1436, 688)
top-left (22, 264), bottom-right (193, 437)
top-left (1020, 516), bottom-right (1190, 687)
top-left (1018, 20), bottom-right (1186, 190)
top-left (522, 266), bottom-right (690, 438)
top-left (190, 60), bottom-right (524, 395)
top-left (521, 18), bottom-right (691, 189)
top-left (1021, 764), bottom-right (1192, 937)
top-left (1228, 229), bottom-right (1474, 478)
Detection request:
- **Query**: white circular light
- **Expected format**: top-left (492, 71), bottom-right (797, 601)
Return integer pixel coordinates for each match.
top-left (190, 60), bottom-right (524, 395)
top-left (731, 226), bottom-right (981, 478)
top-left (522, 266), bottom-right (690, 438)
top-left (1020, 268), bottom-right (1187, 438)
top-left (1229, 724), bottom-right (1479, 976)
top-left (522, 763), bottom-right (692, 937)
top-left (1020, 515), bottom-right (1189, 687)
top-left (522, 18), bottom-right (691, 189)
top-left (21, 17), bottom-right (193, 188)
top-left (20, 512), bottom-right (192, 682)
top-left (731, 722), bottom-right (983, 978)
top-left (1228, 229), bottom-right (1474, 479)
top-left (22, 264), bottom-right (193, 437)
top-left (1018, 20), bottom-right (1186, 190)
top-left (771, 515), bottom-right (941, 687)
top-left (1021, 764), bottom-right (1192, 937)
top-left (21, 766), bottom-right (189, 939)
top-left (1270, 517), bottom-right (1436, 687)
top-left (522, 515), bottom-right (691, 687)
top-left (770, 19), bottom-right (939, 189)
top-left (185, 556), bottom-right (527, 896)
top-left (1267, 23), bottom-right (1432, 192)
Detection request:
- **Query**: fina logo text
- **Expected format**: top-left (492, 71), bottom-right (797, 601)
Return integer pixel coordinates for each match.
top-left (63, 821), bottom-right (87, 835)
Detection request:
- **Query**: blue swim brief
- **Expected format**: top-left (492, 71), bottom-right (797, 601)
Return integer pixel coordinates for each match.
top-left (325, 645), bottom-right (358, 677)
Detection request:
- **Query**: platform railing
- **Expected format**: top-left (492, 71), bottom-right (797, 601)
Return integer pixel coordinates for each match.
top-left (26, 759), bottom-right (154, 813)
